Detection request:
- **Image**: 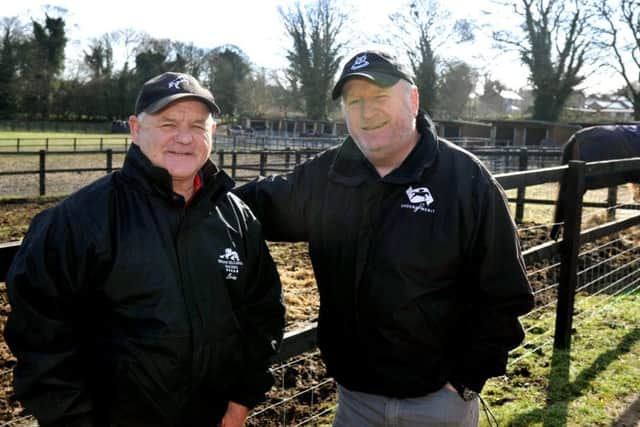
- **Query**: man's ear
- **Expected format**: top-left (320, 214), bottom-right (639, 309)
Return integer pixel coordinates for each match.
top-left (411, 85), bottom-right (420, 115)
top-left (129, 115), bottom-right (140, 141)
top-left (211, 120), bottom-right (217, 136)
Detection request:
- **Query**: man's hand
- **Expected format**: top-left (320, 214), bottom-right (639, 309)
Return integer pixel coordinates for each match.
top-left (219, 401), bottom-right (249, 427)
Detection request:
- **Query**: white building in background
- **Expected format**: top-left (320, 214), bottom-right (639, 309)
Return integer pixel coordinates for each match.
top-left (567, 95), bottom-right (635, 121)
top-left (500, 90), bottom-right (524, 115)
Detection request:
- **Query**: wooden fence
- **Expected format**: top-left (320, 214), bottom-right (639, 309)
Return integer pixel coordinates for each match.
top-left (0, 144), bottom-right (624, 226)
top-left (0, 146), bottom-right (562, 221)
top-left (2, 157), bottom-right (639, 355)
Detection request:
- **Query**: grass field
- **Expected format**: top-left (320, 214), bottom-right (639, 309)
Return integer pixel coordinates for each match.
top-left (0, 131), bottom-right (131, 152)
top-left (0, 131), bottom-right (119, 138)
top-left (308, 290), bottom-right (640, 427)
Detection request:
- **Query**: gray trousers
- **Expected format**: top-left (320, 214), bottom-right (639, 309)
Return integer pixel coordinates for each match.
top-left (333, 384), bottom-right (479, 427)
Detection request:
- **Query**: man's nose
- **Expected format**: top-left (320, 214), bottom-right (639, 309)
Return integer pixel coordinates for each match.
top-left (176, 126), bottom-right (193, 144)
top-left (361, 99), bottom-right (377, 119)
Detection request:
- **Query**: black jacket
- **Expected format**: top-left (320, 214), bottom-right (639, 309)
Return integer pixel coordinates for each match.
top-left (235, 112), bottom-right (534, 398)
top-left (4, 144), bottom-right (285, 427)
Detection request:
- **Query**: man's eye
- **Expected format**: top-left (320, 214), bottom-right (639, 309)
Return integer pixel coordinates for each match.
top-left (347, 99), bottom-right (361, 106)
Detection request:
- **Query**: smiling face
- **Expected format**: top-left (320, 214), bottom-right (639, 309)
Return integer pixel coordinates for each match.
top-left (129, 99), bottom-right (215, 196)
top-left (341, 78), bottom-right (419, 176)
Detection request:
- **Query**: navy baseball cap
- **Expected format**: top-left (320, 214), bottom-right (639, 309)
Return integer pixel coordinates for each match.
top-left (134, 72), bottom-right (221, 115)
top-left (331, 50), bottom-right (415, 100)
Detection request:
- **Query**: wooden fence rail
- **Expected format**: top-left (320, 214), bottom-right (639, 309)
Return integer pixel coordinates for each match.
top-left (1, 146), bottom-right (563, 221)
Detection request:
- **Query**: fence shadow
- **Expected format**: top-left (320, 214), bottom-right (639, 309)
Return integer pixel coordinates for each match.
top-left (507, 327), bottom-right (640, 426)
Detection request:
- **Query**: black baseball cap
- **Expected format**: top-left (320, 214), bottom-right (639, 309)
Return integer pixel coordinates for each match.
top-left (134, 72), bottom-right (221, 115)
top-left (331, 50), bottom-right (415, 100)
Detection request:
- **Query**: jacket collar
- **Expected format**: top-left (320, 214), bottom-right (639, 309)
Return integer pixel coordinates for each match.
top-left (328, 110), bottom-right (439, 186)
top-left (121, 144), bottom-right (234, 204)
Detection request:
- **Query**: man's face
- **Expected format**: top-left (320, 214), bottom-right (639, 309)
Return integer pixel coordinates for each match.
top-left (129, 99), bottom-right (215, 182)
top-left (341, 78), bottom-right (419, 164)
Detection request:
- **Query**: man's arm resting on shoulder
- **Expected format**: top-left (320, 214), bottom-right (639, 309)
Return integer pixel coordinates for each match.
top-left (233, 169), bottom-right (310, 242)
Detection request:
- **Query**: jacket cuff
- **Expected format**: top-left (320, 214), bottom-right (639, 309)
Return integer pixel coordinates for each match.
top-left (229, 368), bottom-right (274, 409)
top-left (449, 373), bottom-right (487, 393)
top-left (229, 390), bottom-right (266, 410)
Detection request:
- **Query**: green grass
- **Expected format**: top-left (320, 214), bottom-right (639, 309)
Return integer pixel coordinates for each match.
top-left (0, 131), bottom-right (131, 152)
top-left (0, 131), bottom-right (119, 138)
top-left (291, 291), bottom-right (640, 427)
top-left (480, 290), bottom-right (640, 427)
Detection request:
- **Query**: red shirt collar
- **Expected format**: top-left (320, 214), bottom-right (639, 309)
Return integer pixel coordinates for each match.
top-left (186, 174), bottom-right (202, 205)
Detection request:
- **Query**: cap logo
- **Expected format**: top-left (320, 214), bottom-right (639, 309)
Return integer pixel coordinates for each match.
top-left (168, 75), bottom-right (188, 90)
top-left (351, 54), bottom-right (370, 71)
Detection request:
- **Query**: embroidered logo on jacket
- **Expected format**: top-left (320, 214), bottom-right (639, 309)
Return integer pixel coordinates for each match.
top-left (401, 186), bottom-right (435, 213)
top-left (217, 248), bottom-right (244, 280)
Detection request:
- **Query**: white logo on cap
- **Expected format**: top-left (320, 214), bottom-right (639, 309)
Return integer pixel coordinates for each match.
top-left (351, 54), bottom-right (370, 70)
top-left (168, 75), bottom-right (188, 90)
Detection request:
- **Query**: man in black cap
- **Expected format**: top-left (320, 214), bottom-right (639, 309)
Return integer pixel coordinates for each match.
top-left (5, 72), bottom-right (285, 427)
top-left (235, 49), bottom-right (534, 426)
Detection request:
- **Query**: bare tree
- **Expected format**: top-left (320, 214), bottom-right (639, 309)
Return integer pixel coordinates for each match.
top-left (280, 0), bottom-right (347, 120)
top-left (494, 0), bottom-right (591, 121)
top-left (388, 0), bottom-right (474, 115)
top-left (84, 36), bottom-right (114, 79)
top-left (112, 28), bottom-right (143, 72)
top-left (594, 0), bottom-right (640, 119)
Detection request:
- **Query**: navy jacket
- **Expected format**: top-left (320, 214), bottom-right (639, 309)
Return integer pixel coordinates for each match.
top-left (235, 112), bottom-right (534, 397)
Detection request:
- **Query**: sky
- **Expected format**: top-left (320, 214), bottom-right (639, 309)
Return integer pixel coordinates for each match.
top-left (1, 0), bottom-right (626, 95)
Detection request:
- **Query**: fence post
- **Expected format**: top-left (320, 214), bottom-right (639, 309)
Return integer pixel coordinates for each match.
top-left (73, 138), bottom-right (77, 152)
top-left (125, 137), bottom-right (129, 151)
top-left (45, 138), bottom-right (49, 151)
top-left (515, 147), bottom-right (528, 223)
top-left (16, 138), bottom-right (20, 153)
top-left (106, 149), bottom-right (113, 174)
top-left (295, 151), bottom-right (302, 166)
top-left (554, 160), bottom-right (586, 350)
top-left (218, 149), bottom-right (225, 169)
top-left (284, 148), bottom-right (291, 171)
top-left (606, 186), bottom-right (618, 221)
top-left (39, 150), bottom-right (46, 196)
top-left (260, 152), bottom-right (267, 176)
top-left (231, 151), bottom-right (237, 179)
top-left (100, 137), bottom-right (104, 152)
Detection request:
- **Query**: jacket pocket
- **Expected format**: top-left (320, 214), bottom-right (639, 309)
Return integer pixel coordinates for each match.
top-left (201, 319), bottom-right (244, 393)
top-left (104, 334), bottom-right (189, 425)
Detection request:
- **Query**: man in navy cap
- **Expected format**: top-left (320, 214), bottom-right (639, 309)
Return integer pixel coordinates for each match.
top-left (5, 72), bottom-right (285, 427)
top-left (235, 49), bottom-right (534, 426)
